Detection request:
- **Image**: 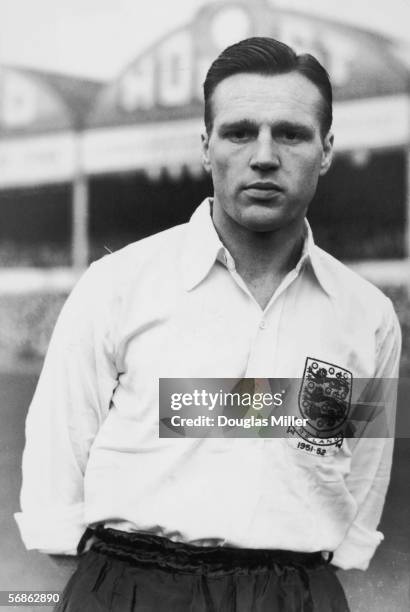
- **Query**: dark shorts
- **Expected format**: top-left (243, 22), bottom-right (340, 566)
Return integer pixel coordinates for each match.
top-left (56, 527), bottom-right (350, 612)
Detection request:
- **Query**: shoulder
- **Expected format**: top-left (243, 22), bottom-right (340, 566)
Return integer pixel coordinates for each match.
top-left (96, 222), bottom-right (187, 270)
top-left (313, 246), bottom-right (397, 329)
top-left (85, 222), bottom-right (188, 286)
top-left (63, 222), bottom-right (188, 320)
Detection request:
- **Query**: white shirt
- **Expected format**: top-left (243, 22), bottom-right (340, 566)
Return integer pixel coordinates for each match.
top-left (15, 198), bottom-right (401, 570)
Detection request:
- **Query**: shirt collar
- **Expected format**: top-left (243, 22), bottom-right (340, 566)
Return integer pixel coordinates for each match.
top-left (181, 198), bottom-right (334, 297)
top-left (303, 221), bottom-right (336, 297)
top-left (181, 198), bottom-right (225, 291)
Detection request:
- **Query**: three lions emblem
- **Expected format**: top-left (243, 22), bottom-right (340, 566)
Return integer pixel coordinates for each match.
top-left (288, 357), bottom-right (352, 450)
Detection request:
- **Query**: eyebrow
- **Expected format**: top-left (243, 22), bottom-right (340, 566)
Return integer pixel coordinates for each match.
top-left (217, 119), bottom-right (257, 134)
top-left (218, 119), bottom-right (315, 135)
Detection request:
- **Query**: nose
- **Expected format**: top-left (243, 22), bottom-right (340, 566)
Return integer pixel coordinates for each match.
top-left (250, 132), bottom-right (280, 171)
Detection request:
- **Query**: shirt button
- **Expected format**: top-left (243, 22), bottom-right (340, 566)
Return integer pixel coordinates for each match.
top-left (259, 319), bottom-right (267, 330)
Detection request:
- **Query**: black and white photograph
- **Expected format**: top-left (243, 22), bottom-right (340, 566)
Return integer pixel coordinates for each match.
top-left (0, 0), bottom-right (409, 610)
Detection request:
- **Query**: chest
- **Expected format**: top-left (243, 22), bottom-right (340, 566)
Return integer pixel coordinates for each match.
top-left (114, 276), bottom-right (377, 384)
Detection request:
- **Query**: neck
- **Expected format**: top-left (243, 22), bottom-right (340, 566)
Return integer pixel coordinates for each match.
top-left (212, 201), bottom-right (305, 282)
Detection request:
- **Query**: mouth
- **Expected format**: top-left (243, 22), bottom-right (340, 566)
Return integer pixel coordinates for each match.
top-left (243, 181), bottom-right (283, 200)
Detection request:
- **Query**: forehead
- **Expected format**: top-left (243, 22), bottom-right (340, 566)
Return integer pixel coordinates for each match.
top-left (210, 72), bottom-right (323, 129)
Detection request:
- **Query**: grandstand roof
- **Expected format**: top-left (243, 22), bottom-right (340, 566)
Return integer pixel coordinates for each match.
top-left (0, 65), bottom-right (102, 136)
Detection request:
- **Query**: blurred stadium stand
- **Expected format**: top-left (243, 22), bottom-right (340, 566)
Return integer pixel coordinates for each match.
top-left (0, 0), bottom-right (409, 276)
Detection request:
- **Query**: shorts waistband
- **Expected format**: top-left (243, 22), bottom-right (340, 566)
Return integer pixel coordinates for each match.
top-left (82, 526), bottom-right (329, 574)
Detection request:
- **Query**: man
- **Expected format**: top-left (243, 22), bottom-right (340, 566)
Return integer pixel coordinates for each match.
top-left (16, 38), bottom-right (401, 611)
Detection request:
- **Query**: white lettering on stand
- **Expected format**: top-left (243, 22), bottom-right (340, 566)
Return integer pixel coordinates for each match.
top-left (119, 56), bottom-right (155, 112)
top-left (158, 31), bottom-right (193, 106)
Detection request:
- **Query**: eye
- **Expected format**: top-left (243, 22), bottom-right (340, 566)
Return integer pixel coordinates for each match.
top-left (276, 127), bottom-right (311, 144)
top-left (224, 128), bottom-right (253, 142)
top-left (279, 129), bottom-right (301, 142)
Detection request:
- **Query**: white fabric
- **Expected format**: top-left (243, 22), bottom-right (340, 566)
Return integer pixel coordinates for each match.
top-left (15, 199), bottom-right (401, 570)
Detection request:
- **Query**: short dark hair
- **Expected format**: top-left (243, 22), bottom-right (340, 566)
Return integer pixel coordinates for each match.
top-left (203, 37), bottom-right (332, 138)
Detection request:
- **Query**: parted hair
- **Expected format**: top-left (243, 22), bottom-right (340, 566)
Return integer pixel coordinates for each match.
top-left (203, 37), bottom-right (332, 138)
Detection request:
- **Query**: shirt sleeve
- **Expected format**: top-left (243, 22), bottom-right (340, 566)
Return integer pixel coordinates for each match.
top-left (14, 260), bottom-right (119, 554)
top-left (332, 301), bottom-right (402, 570)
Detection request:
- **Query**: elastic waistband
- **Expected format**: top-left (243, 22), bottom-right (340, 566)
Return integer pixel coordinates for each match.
top-left (83, 526), bottom-right (328, 575)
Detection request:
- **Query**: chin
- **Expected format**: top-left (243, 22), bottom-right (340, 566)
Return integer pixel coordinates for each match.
top-left (238, 210), bottom-right (288, 233)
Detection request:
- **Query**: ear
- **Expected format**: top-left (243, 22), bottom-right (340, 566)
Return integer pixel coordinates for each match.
top-left (319, 132), bottom-right (334, 176)
top-left (201, 131), bottom-right (212, 174)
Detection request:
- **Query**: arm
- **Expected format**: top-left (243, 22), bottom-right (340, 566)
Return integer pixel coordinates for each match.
top-left (14, 260), bottom-right (119, 555)
top-left (332, 301), bottom-right (402, 570)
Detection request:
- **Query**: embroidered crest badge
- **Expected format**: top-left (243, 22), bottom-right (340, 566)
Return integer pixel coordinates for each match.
top-left (287, 357), bottom-right (352, 450)
top-left (299, 357), bottom-right (352, 435)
